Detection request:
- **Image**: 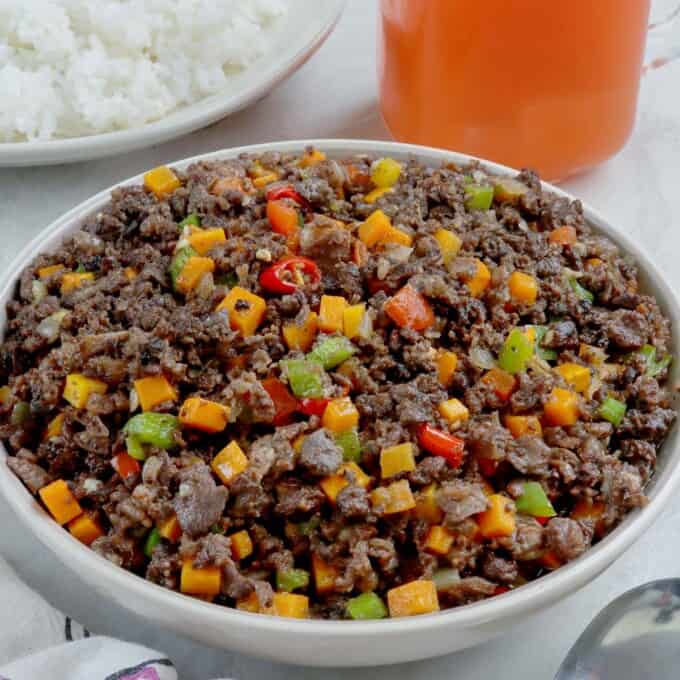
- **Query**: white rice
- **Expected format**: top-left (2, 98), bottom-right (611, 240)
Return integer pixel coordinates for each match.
top-left (0, 0), bottom-right (287, 142)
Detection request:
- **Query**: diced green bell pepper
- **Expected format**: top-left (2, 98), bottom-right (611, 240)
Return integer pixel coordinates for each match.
top-left (346, 592), bottom-right (388, 620)
top-left (639, 344), bottom-right (672, 378)
top-left (569, 277), bottom-right (594, 304)
top-left (276, 568), bottom-right (310, 593)
top-left (498, 329), bottom-right (534, 374)
top-left (179, 213), bottom-right (201, 230)
top-left (464, 184), bottom-right (494, 211)
top-left (515, 481), bottom-right (556, 518)
top-left (531, 325), bottom-right (558, 361)
top-left (75, 263), bottom-right (87, 273)
top-left (144, 528), bottom-right (161, 557)
top-left (123, 412), bottom-right (180, 461)
top-left (335, 429), bottom-right (361, 463)
top-left (283, 359), bottom-right (325, 399)
top-left (215, 272), bottom-right (239, 288)
top-left (169, 246), bottom-right (198, 291)
top-left (308, 336), bottom-right (356, 370)
top-left (599, 396), bottom-right (627, 426)
top-left (10, 401), bottom-right (31, 426)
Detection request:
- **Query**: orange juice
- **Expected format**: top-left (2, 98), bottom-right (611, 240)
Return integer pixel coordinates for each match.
top-left (378, 0), bottom-right (651, 181)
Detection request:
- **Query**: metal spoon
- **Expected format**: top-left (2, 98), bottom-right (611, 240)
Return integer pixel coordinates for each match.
top-left (555, 579), bottom-right (680, 679)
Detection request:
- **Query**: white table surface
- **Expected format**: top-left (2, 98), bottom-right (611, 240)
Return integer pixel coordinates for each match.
top-left (1, 1), bottom-right (680, 678)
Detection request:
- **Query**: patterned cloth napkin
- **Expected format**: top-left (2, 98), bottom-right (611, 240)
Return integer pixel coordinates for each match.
top-left (0, 555), bottom-right (202, 680)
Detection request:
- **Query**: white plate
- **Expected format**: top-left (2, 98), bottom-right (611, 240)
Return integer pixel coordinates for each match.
top-left (0, 0), bottom-right (345, 168)
top-left (1, 140), bottom-right (679, 666)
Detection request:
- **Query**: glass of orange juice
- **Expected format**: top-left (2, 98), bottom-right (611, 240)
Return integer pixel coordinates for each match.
top-left (378, 0), bottom-right (679, 181)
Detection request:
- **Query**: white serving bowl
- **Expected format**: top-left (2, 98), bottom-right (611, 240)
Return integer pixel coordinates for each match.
top-left (1, 140), bottom-right (678, 667)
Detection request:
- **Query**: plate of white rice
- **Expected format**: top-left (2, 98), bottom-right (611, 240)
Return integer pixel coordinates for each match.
top-left (0, 0), bottom-right (345, 166)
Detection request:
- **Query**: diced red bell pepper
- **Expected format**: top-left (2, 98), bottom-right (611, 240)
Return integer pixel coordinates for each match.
top-left (299, 398), bottom-right (329, 417)
top-left (259, 257), bottom-right (322, 295)
top-left (493, 585), bottom-right (510, 596)
top-left (384, 285), bottom-right (435, 332)
top-left (262, 377), bottom-right (299, 426)
top-left (266, 185), bottom-right (311, 211)
top-left (477, 457), bottom-right (499, 478)
top-left (112, 452), bottom-right (141, 480)
top-left (482, 368), bottom-right (517, 401)
top-left (535, 516), bottom-right (550, 526)
top-left (418, 424), bottom-right (465, 468)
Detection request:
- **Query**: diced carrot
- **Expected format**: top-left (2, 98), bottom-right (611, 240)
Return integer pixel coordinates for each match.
top-left (508, 271), bottom-right (538, 304)
top-left (370, 479), bottom-right (416, 515)
top-left (144, 166), bottom-right (181, 198)
top-left (179, 397), bottom-right (230, 433)
top-left (38, 264), bottom-right (66, 279)
top-left (437, 351), bottom-right (458, 387)
top-left (63, 373), bottom-right (107, 409)
top-left (322, 397), bottom-right (359, 433)
top-left (382, 225), bottom-right (413, 247)
top-left (364, 187), bottom-right (393, 204)
top-left (176, 256), bottom-right (215, 293)
top-left (181, 558), bottom-right (222, 596)
top-left (544, 388), bottom-right (579, 426)
top-left (312, 554), bottom-right (338, 595)
top-left (380, 442), bottom-right (416, 478)
top-left (343, 303), bottom-right (366, 340)
top-left (318, 295), bottom-right (348, 333)
top-left (253, 172), bottom-right (279, 188)
top-left (384, 285), bottom-right (434, 331)
top-left (282, 312), bottom-right (318, 352)
top-left (230, 530), bottom-right (253, 561)
top-left (482, 368), bottom-right (517, 401)
top-left (187, 228), bottom-right (226, 256)
top-left (414, 483), bottom-right (443, 524)
top-left (267, 200), bottom-right (299, 237)
top-left (358, 210), bottom-right (391, 247)
top-left (60, 272), bottom-right (94, 294)
top-left (387, 580), bottom-right (439, 617)
top-left (158, 515), bottom-right (182, 542)
top-left (438, 398), bottom-right (469, 425)
top-left (39, 479), bottom-right (82, 525)
top-left (211, 441), bottom-right (249, 485)
top-left (44, 412), bottom-right (65, 440)
top-left (299, 149), bottom-right (326, 168)
top-left (433, 228), bottom-right (462, 265)
top-left (216, 286), bottom-right (267, 337)
top-left (272, 592), bottom-right (309, 618)
top-left (549, 226), bottom-right (577, 246)
top-left (556, 363), bottom-right (591, 394)
top-left (477, 494), bottom-right (515, 539)
top-left (68, 513), bottom-right (104, 546)
top-left (320, 462), bottom-right (371, 504)
top-left (466, 259), bottom-right (491, 297)
top-left (504, 415), bottom-right (542, 439)
top-left (237, 591), bottom-right (262, 613)
top-left (134, 375), bottom-right (177, 412)
top-left (124, 267), bottom-right (138, 281)
top-left (424, 525), bottom-right (455, 555)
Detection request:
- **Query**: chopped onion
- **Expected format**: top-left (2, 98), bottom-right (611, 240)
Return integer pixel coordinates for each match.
top-left (432, 568), bottom-right (461, 591)
top-left (469, 345), bottom-right (496, 370)
top-left (386, 245), bottom-right (413, 264)
top-left (36, 310), bottom-right (68, 343)
top-left (195, 271), bottom-right (215, 299)
top-left (129, 386), bottom-right (140, 413)
top-left (32, 279), bottom-right (47, 303)
top-left (376, 257), bottom-right (391, 280)
top-left (358, 309), bottom-right (374, 339)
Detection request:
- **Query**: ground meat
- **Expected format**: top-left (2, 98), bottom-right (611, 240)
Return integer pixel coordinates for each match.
top-left (544, 518), bottom-right (588, 562)
top-left (1, 149), bottom-right (673, 620)
top-left (437, 481), bottom-right (489, 528)
top-left (482, 554), bottom-right (518, 584)
top-left (298, 429), bottom-right (342, 476)
top-left (173, 464), bottom-right (228, 537)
